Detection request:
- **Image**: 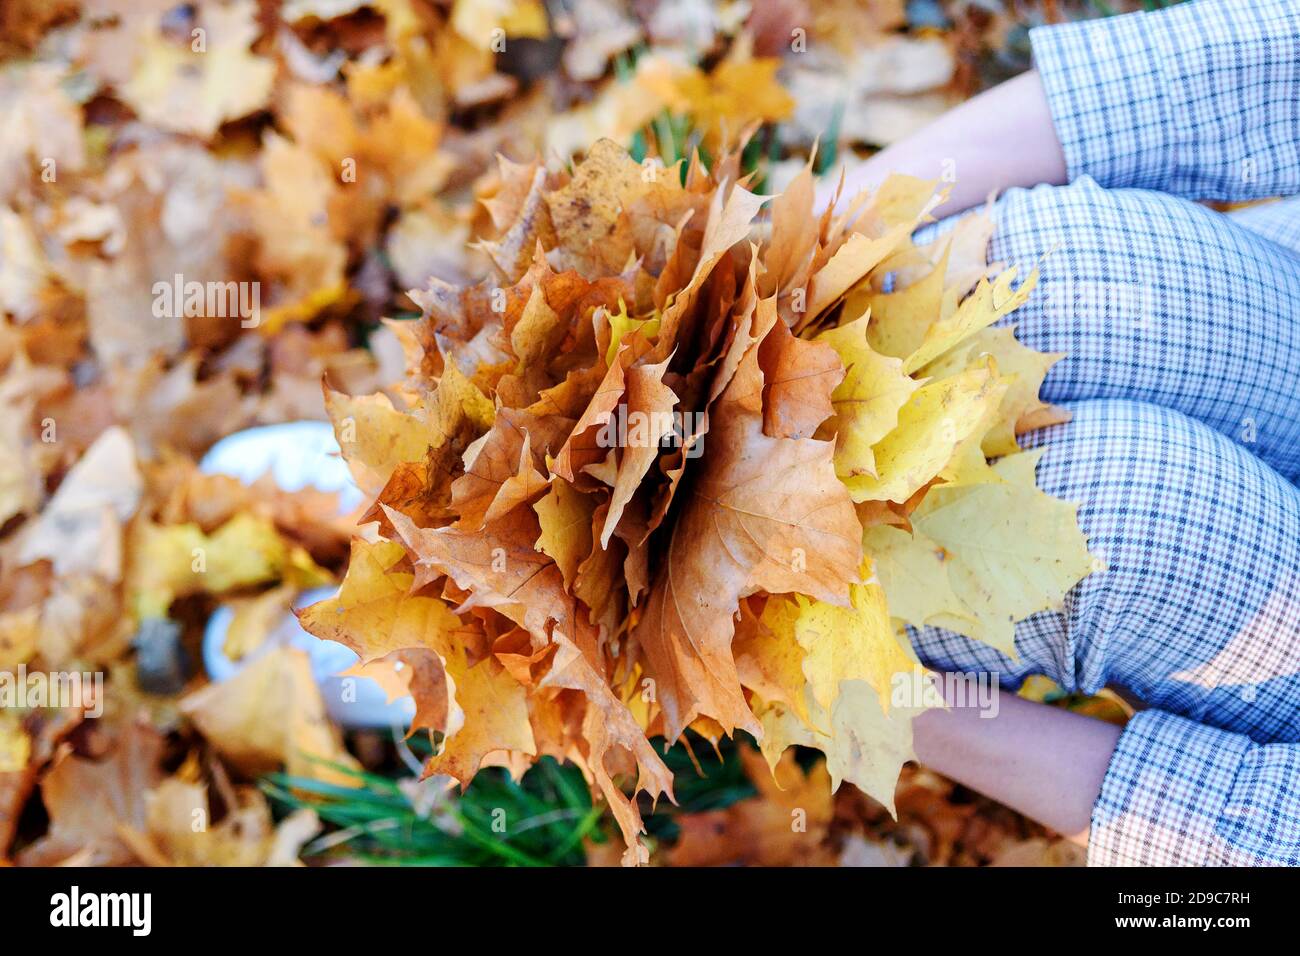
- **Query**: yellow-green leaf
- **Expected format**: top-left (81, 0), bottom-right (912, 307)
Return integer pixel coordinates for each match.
top-left (842, 360), bottom-right (1008, 503)
top-left (818, 315), bottom-right (921, 480)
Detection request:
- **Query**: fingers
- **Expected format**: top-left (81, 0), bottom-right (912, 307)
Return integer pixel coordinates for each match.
top-left (923, 177), bottom-right (1300, 481)
top-left (910, 399), bottom-right (1300, 744)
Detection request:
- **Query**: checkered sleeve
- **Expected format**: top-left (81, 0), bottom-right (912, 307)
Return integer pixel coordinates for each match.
top-left (1029, 0), bottom-right (1300, 200)
top-left (1090, 709), bottom-right (1300, 866)
top-left (1231, 194), bottom-right (1300, 254)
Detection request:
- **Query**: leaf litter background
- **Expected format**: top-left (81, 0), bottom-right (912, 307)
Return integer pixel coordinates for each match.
top-left (0, 0), bottom-right (1144, 868)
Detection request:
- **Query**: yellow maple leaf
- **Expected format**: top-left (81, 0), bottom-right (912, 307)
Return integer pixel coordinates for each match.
top-left (325, 363), bottom-right (493, 494)
top-left (754, 679), bottom-right (930, 816)
top-left (423, 647), bottom-right (536, 786)
top-left (128, 513), bottom-right (332, 620)
top-left (763, 579), bottom-right (919, 717)
top-left (818, 314), bottom-right (920, 480)
top-left (938, 412), bottom-right (1006, 487)
top-left (919, 324), bottom-right (1067, 457)
top-left (864, 449), bottom-right (1097, 656)
top-left (297, 538), bottom-right (464, 664)
top-left (856, 243), bottom-right (952, 360)
top-left (640, 57), bottom-right (794, 145)
top-left (533, 478), bottom-right (596, 591)
top-left (805, 221), bottom-right (919, 321)
top-left (137, 778), bottom-right (320, 867)
top-left (238, 133), bottom-right (348, 327)
top-left (863, 523), bottom-right (979, 636)
top-left (510, 287), bottom-right (565, 377)
top-left (180, 646), bottom-right (358, 785)
top-left (842, 359), bottom-right (1009, 503)
top-left (903, 265), bottom-right (1039, 374)
top-left (734, 600), bottom-right (811, 723)
top-left (221, 584), bottom-right (295, 663)
top-left (120, 0), bottom-right (275, 139)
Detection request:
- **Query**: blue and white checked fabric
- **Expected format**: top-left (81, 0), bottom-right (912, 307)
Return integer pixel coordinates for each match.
top-left (1230, 195), bottom-right (1300, 253)
top-left (909, 0), bottom-right (1300, 865)
top-left (988, 177), bottom-right (1300, 482)
top-left (1030, 0), bottom-right (1300, 202)
top-left (910, 401), bottom-right (1300, 865)
top-left (1093, 709), bottom-right (1300, 865)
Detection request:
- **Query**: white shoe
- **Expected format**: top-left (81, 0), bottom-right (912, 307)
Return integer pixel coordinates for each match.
top-left (199, 421), bottom-right (414, 729)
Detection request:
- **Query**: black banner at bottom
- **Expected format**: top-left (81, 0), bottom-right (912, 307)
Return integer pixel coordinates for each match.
top-left (0, 865), bottom-right (1275, 942)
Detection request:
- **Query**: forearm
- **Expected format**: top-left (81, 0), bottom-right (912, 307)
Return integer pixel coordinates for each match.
top-left (913, 685), bottom-right (1120, 842)
top-left (820, 70), bottom-right (1066, 217)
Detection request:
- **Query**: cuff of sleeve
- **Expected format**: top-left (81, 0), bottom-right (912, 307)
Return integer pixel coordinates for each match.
top-left (1088, 709), bottom-right (1250, 866)
top-left (1029, 12), bottom-right (1175, 191)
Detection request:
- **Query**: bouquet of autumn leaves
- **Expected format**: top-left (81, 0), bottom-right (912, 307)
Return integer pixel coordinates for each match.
top-left (301, 138), bottom-right (1095, 865)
